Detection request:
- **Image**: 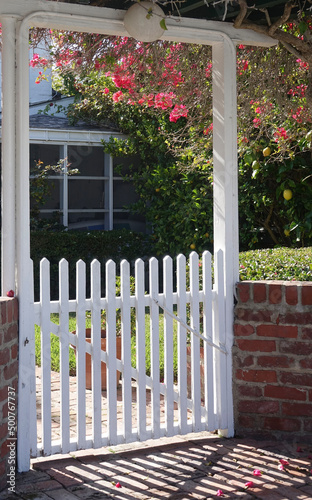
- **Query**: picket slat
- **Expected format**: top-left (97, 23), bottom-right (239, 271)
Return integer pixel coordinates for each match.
top-left (176, 254), bottom-right (188, 434)
top-left (149, 257), bottom-right (160, 438)
top-left (29, 259), bottom-right (37, 456)
top-left (40, 258), bottom-right (52, 455)
top-left (91, 260), bottom-right (102, 448)
top-left (189, 252), bottom-right (201, 431)
top-left (135, 258), bottom-right (147, 440)
top-left (163, 256), bottom-right (174, 436)
top-left (59, 259), bottom-right (70, 453)
top-left (33, 249), bottom-right (229, 458)
top-left (120, 260), bottom-right (132, 442)
top-left (76, 260), bottom-right (86, 449)
top-left (106, 260), bottom-right (118, 444)
top-left (202, 251), bottom-right (215, 430)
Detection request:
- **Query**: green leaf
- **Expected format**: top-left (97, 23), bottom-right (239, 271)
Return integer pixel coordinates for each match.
top-left (160, 18), bottom-right (168, 31)
top-left (298, 21), bottom-right (308, 34)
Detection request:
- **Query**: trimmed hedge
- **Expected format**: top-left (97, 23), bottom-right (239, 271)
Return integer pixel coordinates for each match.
top-left (239, 246), bottom-right (312, 281)
top-left (31, 229), bottom-right (152, 300)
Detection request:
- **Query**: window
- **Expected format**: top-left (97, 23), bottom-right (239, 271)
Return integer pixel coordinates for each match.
top-left (30, 143), bottom-right (145, 232)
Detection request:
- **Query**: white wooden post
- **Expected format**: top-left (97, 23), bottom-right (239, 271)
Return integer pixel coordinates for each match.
top-left (212, 37), bottom-right (239, 437)
top-left (1, 16), bottom-right (17, 295)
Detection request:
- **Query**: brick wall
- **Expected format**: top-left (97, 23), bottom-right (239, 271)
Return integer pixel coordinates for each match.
top-left (0, 298), bottom-right (18, 491)
top-left (233, 281), bottom-right (312, 441)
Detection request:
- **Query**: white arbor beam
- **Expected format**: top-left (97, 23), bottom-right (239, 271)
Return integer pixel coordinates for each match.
top-left (212, 37), bottom-right (239, 437)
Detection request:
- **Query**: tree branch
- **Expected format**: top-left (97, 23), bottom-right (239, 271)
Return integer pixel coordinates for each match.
top-left (268, 1), bottom-right (294, 36)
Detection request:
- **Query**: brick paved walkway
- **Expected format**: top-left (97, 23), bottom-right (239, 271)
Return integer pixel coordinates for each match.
top-left (2, 433), bottom-right (312, 499)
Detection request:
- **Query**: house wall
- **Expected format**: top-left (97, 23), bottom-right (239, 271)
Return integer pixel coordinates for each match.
top-left (0, 298), bottom-right (18, 491)
top-left (233, 281), bottom-right (312, 441)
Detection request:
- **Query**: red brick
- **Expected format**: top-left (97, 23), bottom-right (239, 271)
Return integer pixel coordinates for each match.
top-left (236, 369), bottom-right (277, 383)
top-left (0, 422), bottom-right (7, 441)
top-left (264, 417), bottom-right (301, 432)
top-left (0, 301), bottom-right (6, 325)
top-left (257, 355), bottom-right (293, 368)
top-left (234, 324), bottom-right (254, 336)
top-left (269, 284), bottom-right (282, 304)
top-left (6, 300), bottom-right (13, 324)
top-left (282, 402), bottom-right (312, 416)
top-left (236, 339), bottom-right (276, 352)
top-left (4, 325), bottom-right (18, 344)
top-left (234, 355), bottom-right (254, 368)
top-left (235, 309), bottom-right (272, 323)
top-left (300, 358), bottom-right (312, 369)
top-left (238, 415), bottom-right (256, 428)
top-left (257, 324), bottom-right (297, 339)
top-left (280, 312), bottom-right (312, 325)
top-left (280, 372), bottom-right (312, 387)
top-left (238, 385), bottom-right (262, 397)
top-left (238, 400), bottom-right (279, 414)
top-left (3, 360), bottom-right (18, 381)
top-left (11, 344), bottom-right (18, 360)
top-left (280, 340), bottom-right (312, 356)
top-left (302, 327), bottom-right (312, 340)
top-left (236, 283), bottom-right (250, 303)
top-left (0, 347), bottom-right (10, 365)
top-left (302, 284), bottom-right (312, 305)
top-left (303, 420), bottom-right (312, 432)
top-left (264, 385), bottom-right (307, 401)
top-left (285, 285), bottom-right (298, 305)
top-left (253, 283), bottom-right (267, 303)
top-left (13, 299), bottom-right (18, 322)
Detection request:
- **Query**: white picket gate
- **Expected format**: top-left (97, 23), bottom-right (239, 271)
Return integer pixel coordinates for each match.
top-left (28, 250), bottom-right (231, 458)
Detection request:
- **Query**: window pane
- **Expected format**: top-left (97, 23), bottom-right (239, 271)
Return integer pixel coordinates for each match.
top-left (113, 212), bottom-right (146, 233)
top-left (113, 180), bottom-right (139, 209)
top-left (68, 146), bottom-right (104, 176)
top-left (30, 144), bottom-right (60, 173)
top-left (68, 212), bottom-right (105, 230)
top-left (30, 179), bottom-right (61, 210)
top-left (113, 155), bottom-right (140, 176)
top-left (68, 179), bottom-right (105, 209)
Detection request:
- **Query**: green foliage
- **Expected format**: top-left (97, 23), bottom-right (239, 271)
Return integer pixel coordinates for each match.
top-left (239, 246), bottom-right (312, 281)
top-left (31, 229), bottom-right (152, 300)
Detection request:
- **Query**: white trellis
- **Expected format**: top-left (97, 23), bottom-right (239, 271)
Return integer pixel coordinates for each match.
top-left (0, 0), bottom-right (276, 472)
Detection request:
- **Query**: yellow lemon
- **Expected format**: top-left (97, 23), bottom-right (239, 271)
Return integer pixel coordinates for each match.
top-left (263, 147), bottom-right (271, 157)
top-left (190, 243), bottom-right (196, 250)
top-left (284, 229), bottom-right (290, 237)
top-left (283, 189), bottom-right (293, 201)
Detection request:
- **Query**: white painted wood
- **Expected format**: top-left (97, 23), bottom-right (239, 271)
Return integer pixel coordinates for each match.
top-left (189, 252), bottom-right (201, 431)
top-left (91, 260), bottom-right (102, 448)
top-left (0, 0), bottom-right (276, 47)
top-left (120, 259), bottom-right (132, 441)
top-left (29, 260), bottom-right (37, 457)
top-left (212, 38), bottom-right (238, 437)
top-left (106, 260), bottom-right (117, 444)
top-left (202, 251), bottom-right (215, 430)
top-left (40, 258), bottom-right (52, 455)
top-left (176, 254), bottom-right (188, 434)
top-left (76, 260), bottom-right (86, 449)
top-left (135, 259), bottom-right (147, 440)
top-left (1, 16), bottom-right (17, 294)
top-left (149, 257), bottom-right (161, 439)
top-left (59, 259), bottom-right (70, 453)
top-left (163, 256), bottom-right (174, 436)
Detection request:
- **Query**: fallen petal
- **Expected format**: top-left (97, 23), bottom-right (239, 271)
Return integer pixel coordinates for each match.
top-left (115, 482), bottom-right (122, 488)
top-left (216, 490), bottom-right (223, 497)
top-left (278, 464), bottom-right (284, 471)
top-left (253, 469), bottom-right (262, 476)
top-left (245, 481), bottom-right (254, 488)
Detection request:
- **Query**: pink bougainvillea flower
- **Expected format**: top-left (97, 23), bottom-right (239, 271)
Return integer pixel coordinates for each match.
top-left (245, 481), bottom-right (254, 488)
top-left (115, 482), bottom-right (121, 488)
top-left (279, 459), bottom-right (289, 466)
top-left (216, 490), bottom-right (223, 497)
top-left (253, 469), bottom-right (262, 476)
top-left (278, 464), bottom-right (284, 471)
